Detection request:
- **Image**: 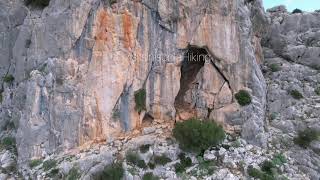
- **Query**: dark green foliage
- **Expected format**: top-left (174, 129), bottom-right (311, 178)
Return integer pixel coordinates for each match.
top-left (173, 118), bottom-right (225, 153)
top-left (290, 90), bottom-right (303, 99)
top-left (272, 154), bottom-right (287, 166)
top-left (29, 159), bottom-right (43, 168)
top-left (292, 8), bottom-right (303, 14)
top-left (269, 63), bottom-right (281, 72)
top-left (142, 172), bottom-right (160, 180)
top-left (3, 74), bottom-right (15, 83)
top-left (92, 163), bottom-right (124, 180)
top-left (0, 137), bottom-right (16, 152)
top-left (43, 159), bottom-right (57, 171)
top-left (126, 151), bottom-right (147, 169)
top-left (174, 153), bottom-right (193, 173)
top-left (47, 168), bottom-right (60, 178)
top-left (315, 87), bottom-right (320, 95)
top-left (110, 0), bottom-right (117, 5)
top-left (235, 90), bottom-right (252, 106)
top-left (148, 162), bottom-right (155, 169)
top-left (134, 89), bottom-right (146, 113)
top-left (154, 155), bottom-right (172, 166)
top-left (24, 0), bottom-right (50, 8)
top-left (247, 165), bottom-right (275, 180)
top-left (139, 144), bottom-right (150, 153)
top-left (66, 167), bottom-right (81, 180)
top-left (137, 160), bottom-right (147, 169)
top-left (260, 160), bottom-right (276, 174)
top-left (294, 129), bottom-right (320, 148)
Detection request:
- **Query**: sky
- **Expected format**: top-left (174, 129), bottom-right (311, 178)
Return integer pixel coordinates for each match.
top-left (263, 0), bottom-right (320, 12)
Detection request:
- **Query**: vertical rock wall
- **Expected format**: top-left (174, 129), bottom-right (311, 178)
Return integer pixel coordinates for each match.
top-left (0, 0), bottom-right (268, 162)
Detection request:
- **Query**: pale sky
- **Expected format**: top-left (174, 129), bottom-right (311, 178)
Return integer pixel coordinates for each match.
top-left (263, 0), bottom-right (320, 12)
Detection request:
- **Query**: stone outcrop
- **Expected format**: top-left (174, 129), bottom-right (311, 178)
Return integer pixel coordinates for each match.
top-left (0, 0), bottom-right (268, 164)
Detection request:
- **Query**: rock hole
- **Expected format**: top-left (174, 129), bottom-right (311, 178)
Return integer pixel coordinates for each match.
top-left (174, 47), bottom-right (208, 119)
top-left (142, 113), bottom-right (154, 127)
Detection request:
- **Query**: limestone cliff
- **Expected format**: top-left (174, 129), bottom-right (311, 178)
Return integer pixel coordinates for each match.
top-left (0, 0), bottom-right (268, 164)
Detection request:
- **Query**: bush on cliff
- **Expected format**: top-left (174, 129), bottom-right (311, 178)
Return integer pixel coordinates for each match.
top-left (290, 90), bottom-right (303, 99)
top-left (24, 0), bottom-right (50, 8)
top-left (93, 162), bottom-right (124, 180)
top-left (173, 118), bottom-right (225, 154)
top-left (294, 129), bottom-right (320, 148)
top-left (3, 74), bottom-right (14, 84)
top-left (292, 8), bottom-right (303, 14)
top-left (134, 89), bottom-right (146, 113)
top-left (235, 90), bottom-right (252, 106)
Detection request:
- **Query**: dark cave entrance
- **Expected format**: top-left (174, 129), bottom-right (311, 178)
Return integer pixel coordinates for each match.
top-left (174, 47), bottom-right (208, 117)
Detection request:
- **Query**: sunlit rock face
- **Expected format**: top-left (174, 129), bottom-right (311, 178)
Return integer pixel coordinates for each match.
top-left (0, 0), bottom-right (267, 162)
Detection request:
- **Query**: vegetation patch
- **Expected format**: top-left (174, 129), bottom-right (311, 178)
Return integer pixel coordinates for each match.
top-left (3, 74), bottom-right (15, 84)
top-left (126, 151), bottom-right (147, 169)
top-left (148, 162), bottom-right (155, 169)
top-left (269, 63), bottom-right (281, 72)
top-left (154, 155), bottom-right (172, 166)
top-left (290, 90), bottom-right (303, 99)
top-left (142, 172), bottom-right (160, 180)
top-left (139, 144), bottom-right (151, 153)
top-left (0, 137), bottom-right (17, 153)
top-left (247, 159), bottom-right (289, 180)
top-left (315, 87), bottom-right (320, 96)
top-left (29, 159), bottom-right (43, 168)
top-left (24, 0), bottom-right (50, 8)
top-left (43, 159), bottom-right (57, 171)
top-left (195, 156), bottom-right (216, 177)
top-left (271, 153), bottom-right (287, 166)
top-left (235, 90), bottom-right (252, 106)
top-left (66, 166), bottom-right (81, 180)
top-left (294, 129), bottom-right (320, 148)
top-left (174, 153), bottom-right (192, 173)
top-left (292, 8), bottom-right (303, 14)
top-left (134, 89), bottom-right (146, 113)
top-left (93, 162), bottom-right (124, 180)
top-left (173, 118), bottom-right (225, 153)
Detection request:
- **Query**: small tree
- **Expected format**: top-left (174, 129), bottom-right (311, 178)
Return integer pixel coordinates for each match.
top-left (235, 90), bottom-right (252, 106)
top-left (292, 8), bottom-right (303, 14)
top-left (173, 118), bottom-right (225, 153)
top-left (25, 0), bottom-right (50, 8)
top-left (290, 90), bottom-right (303, 99)
top-left (294, 129), bottom-right (320, 148)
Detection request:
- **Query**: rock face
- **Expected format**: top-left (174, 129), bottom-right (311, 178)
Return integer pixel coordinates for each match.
top-left (0, 0), bottom-right (268, 163)
top-left (263, 6), bottom-right (320, 179)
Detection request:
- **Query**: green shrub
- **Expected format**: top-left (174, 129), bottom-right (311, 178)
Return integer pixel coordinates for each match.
top-left (3, 74), bottom-right (14, 83)
top-left (294, 129), bottom-right (320, 148)
top-left (93, 162), bottom-right (124, 180)
top-left (148, 162), bottom-right (155, 169)
top-left (174, 153), bottom-right (192, 173)
top-left (29, 159), bottom-right (43, 168)
top-left (139, 144), bottom-right (150, 153)
top-left (142, 172), bottom-right (160, 180)
top-left (197, 157), bottom-right (215, 176)
top-left (235, 90), bottom-right (252, 106)
top-left (43, 159), bottom-right (57, 171)
top-left (290, 90), bottom-right (303, 99)
top-left (1, 137), bottom-right (16, 150)
top-left (269, 64), bottom-right (281, 72)
top-left (110, 0), bottom-right (117, 5)
top-left (292, 8), bottom-right (303, 14)
top-left (260, 160), bottom-right (276, 174)
top-left (154, 155), bottom-right (172, 166)
top-left (66, 167), bottom-right (81, 180)
top-left (24, 0), bottom-right (50, 7)
top-left (272, 153), bottom-right (287, 166)
top-left (134, 89), bottom-right (146, 113)
top-left (315, 87), bottom-right (320, 95)
top-left (247, 165), bottom-right (275, 180)
top-left (47, 168), bottom-right (60, 178)
top-left (126, 151), bottom-right (147, 168)
top-left (173, 118), bottom-right (225, 153)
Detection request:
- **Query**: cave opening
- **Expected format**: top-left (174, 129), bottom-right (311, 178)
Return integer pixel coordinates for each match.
top-left (174, 47), bottom-right (208, 118)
